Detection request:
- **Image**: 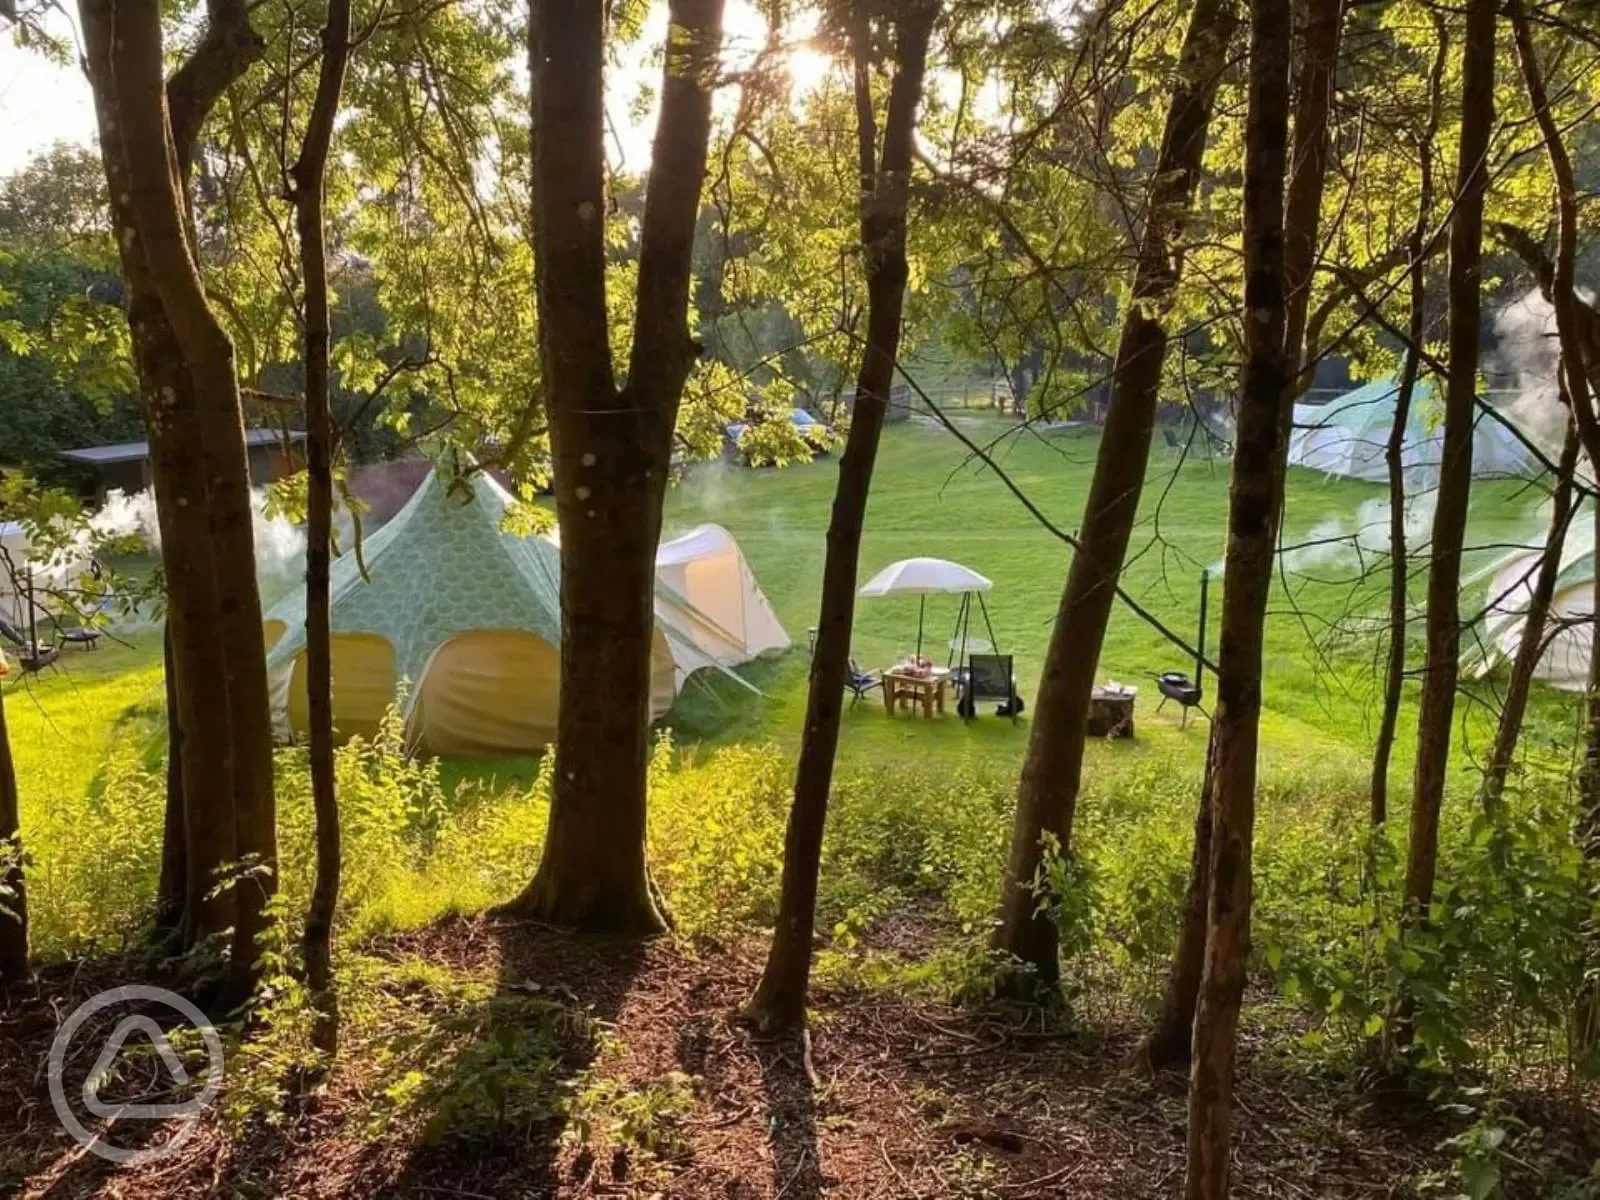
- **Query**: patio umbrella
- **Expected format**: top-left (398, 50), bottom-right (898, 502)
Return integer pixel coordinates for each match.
top-left (858, 557), bottom-right (993, 659)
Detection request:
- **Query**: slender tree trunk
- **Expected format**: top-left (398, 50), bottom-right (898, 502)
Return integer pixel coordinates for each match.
top-left (1142, 741), bottom-right (1214, 1069)
top-left (1507, 0), bottom-right (1600, 1054)
top-left (290, 0), bottom-right (353, 1054)
top-left (1370, 26), bottom-right (1448, 830)
top-left (156, 622), bottom-right (187, 936)
top-left (1483, 422), bottom-right (1581, 807)
top-left (500, 0), bottom-right (723, 931)
top-left (1182, 0), bottom-right (1291, 1193)
top-left (81, 0), bottom-right (277, 993)
top-left (742, 3), bottom-right (937, 1033)
top-left (0, 684), bottom-right (26, 984)
top-left (1404, 0), bottom-right (1497, 925)
top-left (1142, 0), bottom-right (1340, 1070)
top-left (993, 0), bottom-right (1237, 996)
top-left (1577, 495), bottom-right (1600, 1050)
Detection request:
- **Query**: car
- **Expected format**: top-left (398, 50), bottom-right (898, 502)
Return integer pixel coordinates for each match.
top-left (724, 408), bottom-right (833, 464)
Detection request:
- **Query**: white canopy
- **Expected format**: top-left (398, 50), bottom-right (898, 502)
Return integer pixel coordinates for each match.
top-left (859, 557), bottom-right (992, 598)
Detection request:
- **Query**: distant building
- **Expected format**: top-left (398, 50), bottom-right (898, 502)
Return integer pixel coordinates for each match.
top-left (60, 429), bottom-right (306, 496)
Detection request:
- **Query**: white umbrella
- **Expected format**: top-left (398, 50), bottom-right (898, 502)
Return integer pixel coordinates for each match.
top-left (858, 558), bottom-right (992, 597)
top-left (859, 558), bottom-right (992, 659)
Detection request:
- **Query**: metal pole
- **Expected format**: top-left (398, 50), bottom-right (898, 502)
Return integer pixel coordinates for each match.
top-left (916, 595), bottom-right (925, 661)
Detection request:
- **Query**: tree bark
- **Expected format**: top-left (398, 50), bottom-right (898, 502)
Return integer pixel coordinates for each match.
top-left (1182, 0), bottom-right (1291, 1192)
top-left (290, 0), bottom-right (353, 1054)
top-left (993, 0), bottom-right (1238, 996)
top-left (1141, 740), bottom-right (1214, 1070)
top-left (0, 682), bottom-right (26, 984)
top-left (1507, 0), bottom-right (1600, 1053)
top-left (742, 2), bottom-right (937, 1033)
top-left (156, 622), bottom-right (187, 937)
top-left (1404, 0), bottom-right (1496, 923)
top-left (500, 0), bottom-right (723, 931)
top-left (1578, 493), bottom-right (1600, 1051)
top-left (80, 0), bottom-right (276, 992)
top-left (1143, 0), bottom-right (1341, 1070)
top-left (1482, 422), bottom-right (1581, 808)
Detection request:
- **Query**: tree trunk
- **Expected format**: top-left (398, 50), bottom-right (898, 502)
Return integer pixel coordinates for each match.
top-left (1141, 742), bottom-right (1214, 1070)
top-left (1404, 0), bottom-right (1497, 923)
top-left (290, 0), bottom-right (353, 1054)
top-left (156, 622), bottom-right (187, 937)
top-left (1578, 495), bottom-right (1600, 1051)
top-left (742, 3), bottom-right (937, 1033)
top-left (992, 0), bottom-right (1237, 996)
top-left (500, 0), bottom-right (723, 931)
top-left (1370, 23), bottom-right (1448, 830)
top-left (1507, 0), bottom-right (1600, 1055)
top-left (80, 0), bottom-right (276, 993)
top-left (0, 683), bottom-right (27, 984)
top-left (1182, 0), bottom-right (1291, 1192)
top-left (1483, 422), bottom-right (1581, 808)
top-left (1143, 0), bottom-right (1340, 1069)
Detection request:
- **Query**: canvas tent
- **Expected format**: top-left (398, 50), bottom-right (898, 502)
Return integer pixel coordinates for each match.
top-left (654, 524), bottom-right (791, 685)
top-left (1466, 499), bottom-right (1596, 691)
top-left (1289, 378), bottom-right (1534, 483)
top-left (0, 520), bottom-right (90, 631)
top-left (263, 470), bottom-right (786, 755)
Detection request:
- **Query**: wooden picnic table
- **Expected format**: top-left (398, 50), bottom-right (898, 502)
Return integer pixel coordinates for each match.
top-left (882, 666), bottom-right (950, 718)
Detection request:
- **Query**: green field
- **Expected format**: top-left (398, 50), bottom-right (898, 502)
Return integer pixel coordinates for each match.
top-left (663, 415), bottom-right (1558, 781)
top-left (5, 417), bottom-right (1570, 953)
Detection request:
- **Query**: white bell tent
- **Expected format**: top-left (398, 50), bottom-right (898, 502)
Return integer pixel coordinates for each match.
top-left (1289, 378), bottom-right (1534, 484)
top-left (1467, 499), bottom-right (1595, 691)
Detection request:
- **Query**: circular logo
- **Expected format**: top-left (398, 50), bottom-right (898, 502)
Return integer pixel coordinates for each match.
top-left (48, 985), bottom-right (225, 1165)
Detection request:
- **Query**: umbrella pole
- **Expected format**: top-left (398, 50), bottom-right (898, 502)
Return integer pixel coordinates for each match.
top-left (916, 596), bottom-right (925, 662)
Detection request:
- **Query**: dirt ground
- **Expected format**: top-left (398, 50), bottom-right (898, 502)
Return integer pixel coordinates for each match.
top-left (3, 917), bottom-right (1596, 1198)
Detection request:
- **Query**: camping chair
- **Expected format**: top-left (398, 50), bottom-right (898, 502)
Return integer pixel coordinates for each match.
top-left (956, 653), bottom-right (1023, 721)
top-left (845, 659), bottom-right (882, 707)
top-left (0, 618), bottom-right (61, 676)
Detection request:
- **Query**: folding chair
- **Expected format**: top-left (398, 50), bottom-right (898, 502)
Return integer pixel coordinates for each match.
top-left (956, 653), bottom-right (1024, 721)
top-left (845, 659), bottom-right (882, 707)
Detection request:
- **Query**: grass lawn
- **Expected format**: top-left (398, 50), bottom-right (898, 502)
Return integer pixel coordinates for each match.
top-left (5, 417), bottom-right (1569, 914)
top-left (663, 415), bottom-right (1559, 785)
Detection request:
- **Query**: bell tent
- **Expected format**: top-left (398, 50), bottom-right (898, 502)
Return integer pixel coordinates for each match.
top-left (1289, 377), bottom-right (1534, 483)
top-left (1467, 500), bottom-right (1595, 691)
top-left (263, 470), bottom-right (786, 756)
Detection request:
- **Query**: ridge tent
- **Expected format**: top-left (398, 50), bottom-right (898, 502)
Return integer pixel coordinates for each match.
top-left (654, 524), bottom-right (791, 684)
top-left (263, 470), bottom-right (786, 756)
top-left (1289, 377), bottom-right (1534, 483)
top-left (1466, 499), bottom-right (1595, 691)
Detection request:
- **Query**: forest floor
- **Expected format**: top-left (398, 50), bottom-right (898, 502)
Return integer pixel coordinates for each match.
top-left (5, 914), bottom-right (1598, 1199)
